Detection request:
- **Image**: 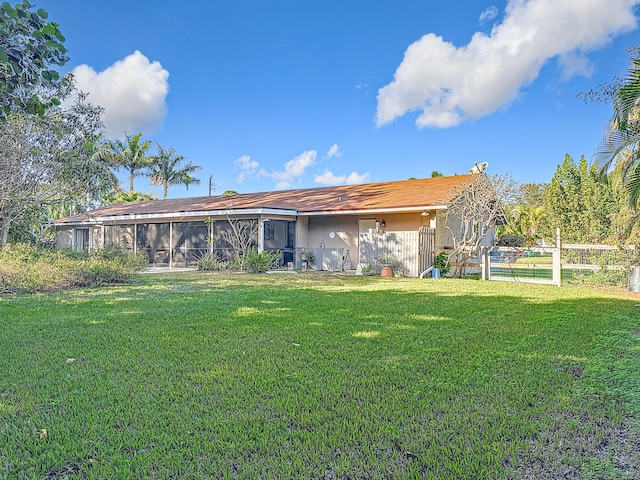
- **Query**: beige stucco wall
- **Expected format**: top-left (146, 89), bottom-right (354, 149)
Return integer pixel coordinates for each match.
top-left (91, 226), bottom-right (103, 249)
top-left (435, 210), bottom-right (496, 254)
top-left (307, 215), bottom-right (358, 250)
top-left (55, 227), bottom-right (73, 249)
top-left (55, 225), bottom-right (104, 251)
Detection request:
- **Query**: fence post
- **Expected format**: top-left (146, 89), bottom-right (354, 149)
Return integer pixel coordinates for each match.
top-left (481, 247), bottom-right (488, 281)
top-left (552, 227), bottom-right (561, 286)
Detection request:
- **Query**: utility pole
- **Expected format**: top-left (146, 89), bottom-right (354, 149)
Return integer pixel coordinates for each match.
top-left (208, 175), bottom-right (216, 196)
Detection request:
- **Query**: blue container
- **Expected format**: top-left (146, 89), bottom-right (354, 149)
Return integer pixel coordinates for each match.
top-left (432, 268), bottom-right (440, 279)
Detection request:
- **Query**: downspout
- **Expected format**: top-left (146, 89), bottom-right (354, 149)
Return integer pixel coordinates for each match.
top-left (169, 222), bottom-right (173, 268)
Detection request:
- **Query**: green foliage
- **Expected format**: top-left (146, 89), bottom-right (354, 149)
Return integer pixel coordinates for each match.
top-left (591, 47), bottom-right (640, 208)
top-left (0, 1), bottom-right (69, 117)
top-left (515, 182), bottom-right (548, 207)
top-left (300, 249), bottom-right (314, 265)
top-left (0, 243), bottom-right (145, 293)
top-left (195, 251), bottom-right (226, 271)
top-left (149, 143), bottom-right (201, 199)
top-left (496, 234), bottom-right (526, 247)
top-left (104, 188), bottom-right (157, 204)
top-left (241, 248), bottom-right (281, 273)
top-left (542, 154), bottom-right (616, 243)
top-left (0, 97), bottom-right (116, 247)
top-left (108, 132), bottom-right (154, 193)
top-left (375, 254), bottom-right (407, 276)
top-left (0, 275), bottom-right (638, 477)
top-left (433, 251), bottom-right (451, 275)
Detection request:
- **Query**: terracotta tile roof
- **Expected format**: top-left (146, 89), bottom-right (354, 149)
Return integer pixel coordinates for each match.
top-left (55, 174), bottom-right (478, 224)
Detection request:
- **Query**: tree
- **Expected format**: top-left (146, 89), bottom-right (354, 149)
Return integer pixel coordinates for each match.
top-left (0, 95), bottom-right (117, 247)
top-left (0, 1), bottom-right (69, 117)
top-left (584, 47), bottom-right (640, 206)
top-left (149, 144), bottom-right (201, 199)
top-left (443, 174), bottom-right (517, 276)
top-left (542, 154), bottom-right (616, 243)
top-left (498, 204), bottom-right (545, 246)
top-left (108, 132), bottom-right (154, 193)
top-left (217, 216), bottom-right (258, 271)
top-left (515, 183), bottom-right (547, 207)
top-left (104, 187), bottom-right (157, 205)
top-left (431, 170), bottom-right (444, 178)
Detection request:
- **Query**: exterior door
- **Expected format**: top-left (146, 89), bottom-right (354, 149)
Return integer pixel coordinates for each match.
top-left (358, 219), bottom-right (377, 263)
top-left (74, 228), bottom-right (90, 252)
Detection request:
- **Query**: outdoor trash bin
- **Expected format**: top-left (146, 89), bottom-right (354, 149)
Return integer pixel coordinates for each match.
top-left (432, 268), bottom-right (440, 279)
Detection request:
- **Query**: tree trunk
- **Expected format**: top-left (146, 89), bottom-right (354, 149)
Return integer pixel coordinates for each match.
top-left (0, 216), bottom-right (11, 248)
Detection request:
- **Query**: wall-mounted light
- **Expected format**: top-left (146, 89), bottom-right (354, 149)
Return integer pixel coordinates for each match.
top-left (381, 220), bottom-right (386, 228)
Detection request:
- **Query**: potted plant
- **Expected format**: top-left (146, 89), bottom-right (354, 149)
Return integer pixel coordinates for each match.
top-left (300, 250), bottom-right (314, 270)
top-left (379, 254), bottom-right (400, 277)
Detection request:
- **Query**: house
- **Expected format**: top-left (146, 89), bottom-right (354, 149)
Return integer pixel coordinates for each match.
top-left (54, 174), bottom-right (489, 276)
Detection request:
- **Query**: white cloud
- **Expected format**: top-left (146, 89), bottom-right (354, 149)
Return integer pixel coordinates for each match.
top-left (315, 170), bottom-right (346, 185)
top-left (557, 52), bottom-right (595, 80)
top-left (315, 170), bottom-right (370, 185)
top-left (346, 172), bottom-right (370, 184)
top-left (235, 154), bottom-right (259, 183)
top-left (376, 0), bottom-right (639, 129)
top-left (261, 150), bottom-right (317, 189)
top-left (72, 51), bottom-right (170, 138)
top-left (326, 143), bottom-right (342, 159)
top-left (479, 6), bottom-right (499, 24)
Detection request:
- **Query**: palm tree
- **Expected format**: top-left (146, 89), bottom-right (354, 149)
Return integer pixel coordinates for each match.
top-left (596, 49), bottom-right (640, 206)
top-left (149, 144), bottom-right (201, 199)
top-left (108, 132), bottom-right (154, 193)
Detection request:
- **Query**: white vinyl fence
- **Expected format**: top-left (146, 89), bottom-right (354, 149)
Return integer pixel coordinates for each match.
top-left (482, 237), bottom-right (636, 287)
top-left (359, 228), bottom-right (435, 278)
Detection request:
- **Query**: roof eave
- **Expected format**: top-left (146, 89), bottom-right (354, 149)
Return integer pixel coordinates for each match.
top-left (298, 205), bottom-right (449, 216)
top-left (57, 207), bottom-right (299, 224)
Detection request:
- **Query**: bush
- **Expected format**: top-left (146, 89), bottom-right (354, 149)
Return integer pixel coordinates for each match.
top-left (497, 235), bottom-right (525, 247)
top-left (195, 252), bottom-right (227, 271)
top-left (0, 243), bottom-right (146, 294)
top-left (244, 249), bottom-right (282, 273)
top-left (433, 252), bottom-right (451, 276)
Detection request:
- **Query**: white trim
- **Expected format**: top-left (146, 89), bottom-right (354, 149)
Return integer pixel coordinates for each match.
top-left (57, 205), bottom-right (449, 226)
top-left (298, 205), bottom-right (448, 216)
top-left (59, 207), bottom-right (298, 225)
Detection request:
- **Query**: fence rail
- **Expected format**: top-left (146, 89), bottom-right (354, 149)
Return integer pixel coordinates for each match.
top-left (482, 242), bottom-right (636, 286)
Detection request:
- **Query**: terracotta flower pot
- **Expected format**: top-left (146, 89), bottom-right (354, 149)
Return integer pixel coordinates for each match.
top-left (380, 266), bottom-right (393, 277)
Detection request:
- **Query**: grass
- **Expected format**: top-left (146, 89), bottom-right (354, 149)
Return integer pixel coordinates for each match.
top-left (1, 272), bottom-right (639, 479)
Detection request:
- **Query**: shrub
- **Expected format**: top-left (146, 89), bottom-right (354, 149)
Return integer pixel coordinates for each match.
top-left (300, 250), bottom-right (314, 266)
top-left (0, 243), bottom-right (145, 294)
top-left (195, 252), bottom-right (227, 271)
top-left (497, 235), bottom-right (526, 247)
top-left (433, 252), bottom-right (451, 276)
top-left (244, 249), bottom-right (282, 273)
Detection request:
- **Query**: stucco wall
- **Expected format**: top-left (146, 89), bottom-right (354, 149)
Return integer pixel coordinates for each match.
top-left (91, 226), bottom-right (103, 249)
top-left (435, 210), bottom-right (496, 254)
top-left (55, 227), bottom-right (73, 249)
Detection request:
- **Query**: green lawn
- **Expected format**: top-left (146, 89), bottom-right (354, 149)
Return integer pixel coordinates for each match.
top-left (1, 273), bottom-right (639, 479)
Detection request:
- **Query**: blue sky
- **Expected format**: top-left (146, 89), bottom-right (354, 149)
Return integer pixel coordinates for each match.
top-left (45, 0), bottom-right (640, 198)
